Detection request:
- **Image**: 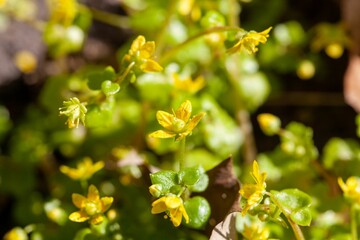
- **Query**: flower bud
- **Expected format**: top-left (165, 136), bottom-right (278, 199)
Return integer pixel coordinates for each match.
top-left (257, 113), bottom-right (281, 136)
top-left (149, 184), bottom-right (162, 198)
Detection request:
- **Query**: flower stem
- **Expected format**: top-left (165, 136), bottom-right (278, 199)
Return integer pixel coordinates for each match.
top-left (267, 192), bottom-right (305, 240)
top-left (178, 138), bottom-right (186, 171)
top-left (160, 26), bottom-right (244, 63)
top-left (81, 180), bottom-right (88, 194)
top-left (351, 204), bottom-right (358, 240)
top-left (115, 61), bottom-right (135, 84)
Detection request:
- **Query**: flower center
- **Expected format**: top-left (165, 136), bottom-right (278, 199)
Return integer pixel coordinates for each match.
top-left (172, 118), bottom-right (186, 132)
top-left (85, 201), bottom-right (100, 216)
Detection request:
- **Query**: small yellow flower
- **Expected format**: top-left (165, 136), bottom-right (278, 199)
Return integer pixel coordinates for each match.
top-left (3, 227), bottom-right (28, 240)
top-left (151, 196), bottom-right (189, 227)
top-left (14, 50), bottom-right (37, 74)
top-left (0, 0), bottom-right (7, 8)
top-left (227, 27), bottom-right (272, 54)
top-left (59, 97), bottom-right (87, 128)
top-left (240, 161), bottom-right (267, 216)
top-left (60, 157), bottom-right (104, 181)
top-left (257, 113), bottom-right (281, 136)
top-left (149, 100), bottom-right (206, 141)
top-left (173, 73), bottom-right (205, 94)
top-left (69, 185), bottom-right (113, 225)
top-left (338, 176), bottom-right (360, 204)
top-left (242, 224), bottom-right (270, 240)
top-left (123, 35), bottom-right (163, 73)
top-left (49, 0), bottom-right (77, 26)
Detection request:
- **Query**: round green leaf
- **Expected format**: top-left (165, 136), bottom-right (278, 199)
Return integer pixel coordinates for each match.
top-left (189, 173), bottom-right (209, 192)
top-left (150, 170), bottom-right (177, 193)
top-left (290, 208), bottom-right (312, 226)
top-left (271, 189), bottom-right (312, 226)
top-left (178, 166), bottom-right (203, 186)
top-left (101, 80), bottom-right (120, 96)
top-left (184, 196), bottom-right (211, 229)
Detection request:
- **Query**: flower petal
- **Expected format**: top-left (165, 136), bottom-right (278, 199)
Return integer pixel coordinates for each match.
top-left (100, 197), bottom-right (114, 212)
top-left (89, 214), bottom-right (104, 225)
top-left (130, 35), bottom-right (145, 54)
top-left (87, 185), bottom-right (100, 201)
top-left (140, 59), bottom-right (163, 72)
top-left (72, 193), bottom-right (87, 208)
top-left (156, 111), bottom-right (175, 130)
top-left (139, 41), bottom-right (155, 59)
top-left (175, 100), bottom-right (192, 122)
top-left (165, 196), bottom-right (182, 209)
top-left (69, 211), bottom-right (89, 222)
top-left (186, 112), bottom-right (206, 132)
top-left (151, 197), bottom-right (167, 214)
top-left (169, 208), bottom-right (182, 227)
top-left (149, 130), bottom-right (176, 139)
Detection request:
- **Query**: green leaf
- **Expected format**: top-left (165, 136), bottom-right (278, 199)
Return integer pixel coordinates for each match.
top-left (87, 66), bottom-right (116, 90)
top-left (101, 80), bottom-right (120, 97)
top-left (189, 173), bottom-right (209, 192)
top-left (184, 196), bottom-right (211, 229)
top-left (290, 208), bottom-right (312, 226)
top-left (150, 170), bottom-right (177, 194)
top-left (178, 166), bottom-right (204, 186)
top-left (73, 228), bottom-right (92, 240)
top-left (271, 188), bottom-right (312, 226)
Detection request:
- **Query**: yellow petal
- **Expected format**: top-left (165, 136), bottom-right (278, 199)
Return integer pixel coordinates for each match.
top-left (165, 196), bottom-right (182, 209)
top-left (139, 41), bottom-right (155, 59)
top-left (239, 184), bottom-right (257, 199)
top-left (186, 112), bottom-right (206, 132)
top-left (69, 211), bottom-right (89, 222)
top-left (338, 177), bottom-right (347, 192)
top-left (140, 59), bottom-right (163, 72)
top-left (169, 208), bottom-right (182, 227)
top-left (87, 185), bottom-right (100, 201)
top-left (89, 214), bottom-right (104, 225)
top-left (151, 197), bottom-right (167, 214)
top-left (72, 193), bottom-right (86, 208)
top-left (130, 35), bottom-right (145, 54)
top-left (180, 204), bottom-right (189, 223)
top-left (93, 160), bottom-right (105, 172)
top-left (156, 111), bottom-right (175, 130)
top-left (175, 100), bottom-right (192, 122)
top-left (101, 197), bottom-right (114, 212)
top-left (149, 130), bottom-right (176, 139)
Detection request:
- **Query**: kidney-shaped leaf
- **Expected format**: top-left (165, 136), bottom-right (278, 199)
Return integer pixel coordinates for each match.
top-left (271, 188), bottom-right (312, 226)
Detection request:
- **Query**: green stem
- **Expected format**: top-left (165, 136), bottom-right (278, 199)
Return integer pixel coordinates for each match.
top-left (160, 26), bottom-right (244, 63)
top-left (80, 4), bottom-right (131, 29)
top-left (115, 61), bottom-right (135, 84)
top-left (351, 204), bottom-right (358, 240)
top-left (155, 0), bottom-right (179, 55)
top-left (80, 180), bottom-right (88, 194)
top-left (268, 192), bottom-right (305, 240)
top-left (178, 138), bottom-right (186, 171)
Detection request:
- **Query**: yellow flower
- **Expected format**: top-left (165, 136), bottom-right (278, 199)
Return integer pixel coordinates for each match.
top-left (0, 0), bottom-right (7, 8)
top-left (49, 0), bottom-right (77, 26)
top-left (123, 35), bottom-right (163, 73)
top-left (257, 113), bottom-right (281, 136)
top-left (14, 50), bottom-right (37, 74)
top-left (227, 27), bottom-right (272, 54)
top-left (173, 73), bottom-right (205, 94)
top-left (69, 185), bottom-right (113, 225)
top-left (338, 176), bottom-right (360, 204)
top-left (149, 100), bottom-right (206, 141)
top-left (3, 227), bottom-right (28, 240)
top-left (59, 97), bottom-right (87, 128)
top-left (240, 161), bottom-right (267, 216)
top-left (151, 196), bottom-right (189, 227)
top-left (60, 157), bottom-right (104, 181)
top-left (242, 224), bottom-right (270, 240)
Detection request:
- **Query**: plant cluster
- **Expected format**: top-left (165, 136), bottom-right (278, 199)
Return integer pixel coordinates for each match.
top-left (0, 0), bottom-right (357, 240)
